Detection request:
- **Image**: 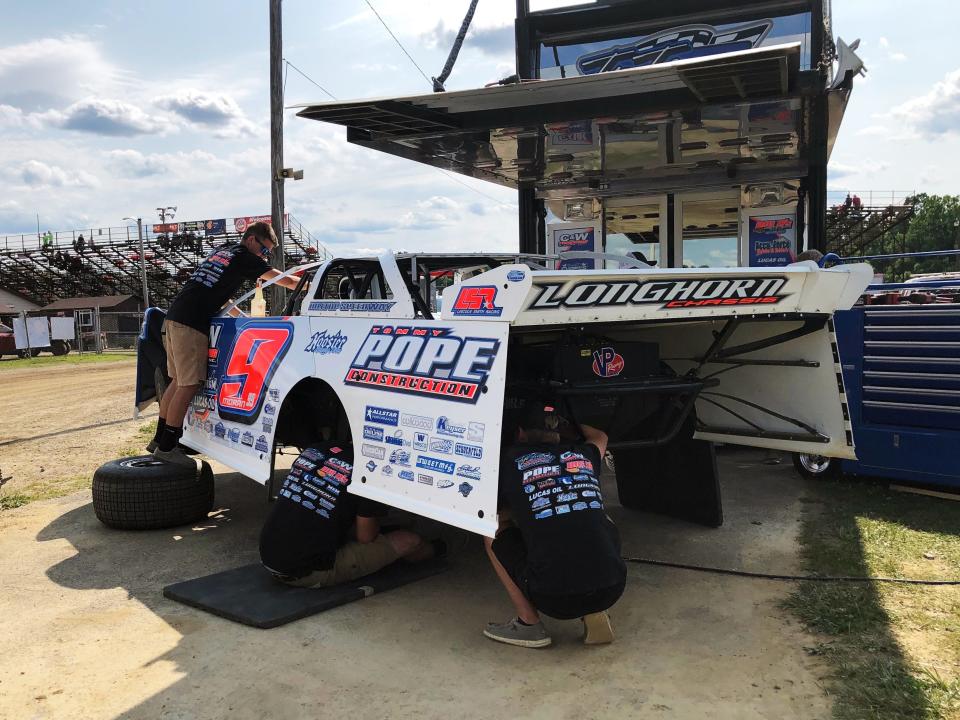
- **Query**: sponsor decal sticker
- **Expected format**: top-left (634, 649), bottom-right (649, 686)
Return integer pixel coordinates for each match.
top-left (592, 347), bottom-right (624, 378)
top-left (417, 474), bottom-right (434, 486)
top-left (436, 416), bottom-right (466, 438)
top-left (214, 421), bottom-right (226, 439)
top-left (344, 326), bottom-right (499, 405)
top-left (436, 477), bottom-right (454, 489)
top-left (241, 431), bottom-right (254, 446)
top-left (365, 405), bottom-right (399, 426)
top-left (466, 422), bottom-right (485, 442)
top-left (413, 432), bottom-right (429, 451)
top-left (262, 417), bottom-right (274, 432)
top-left (389, 449), bottom-right (411, 466)
top-left (363, 425), bottom-right (384, 442)
top-left (268, 389), bottom-right (280, 401)
top-left (398, 469), bottom-right (414, 481)
top-left (529, 277), bottom-right (789, 311)
top-left (507, 270), bottom-right (526, 282)
top-left (454, 442), bottom-right (483, 459)
top-left (429, 437), bottom-right (453, 454)
top-left (385, 430), bottom-right (406, 447)
top-left (255, 435), bottom-right (270, 453)
top-left (402, 414), bottom-right (433, 430)
top-left (382, 465), bottom-right (393, 476)
top-left (450, 286), bottom-right (503, 317)
top-left (416, 456), bottom-right (455, 475)
top-left (227, 427), bottom-right (240, 443)
top-left (456, 465), bottom-right (481, 481)
top-left (309, 300), bottom-right (396, 313)
top-left (366, 460), bottom-right (377, 472)
top-left (458, 482), bottom-right (474, 497)
top-left (362, 444), bottom-right (386, 461)
top-left (534, 508), bottom-right (553, 520)
top-left (304, 330), bottom-right (349, 355)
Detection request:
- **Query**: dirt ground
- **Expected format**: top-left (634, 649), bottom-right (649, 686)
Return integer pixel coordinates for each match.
top-left (0, 359), bottom-right (154, 500)
top-left (0, 360), bottom-right (834, 719)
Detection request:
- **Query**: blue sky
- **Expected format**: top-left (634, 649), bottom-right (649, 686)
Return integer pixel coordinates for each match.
top-left (1, 0), bottom-right (958, 256)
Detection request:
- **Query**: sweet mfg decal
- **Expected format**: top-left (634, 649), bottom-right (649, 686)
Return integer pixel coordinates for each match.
top-left (529, 277), bottom-right (789, 310)
top-left (345, 326), bottom-right (499, 404)
top-left (416, 456), bottom-right (455, 475)
top-left (304, 330), bottom-right (349, 355)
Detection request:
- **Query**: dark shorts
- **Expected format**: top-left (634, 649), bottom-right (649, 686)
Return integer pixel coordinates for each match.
top-left (491, 527), bottom-right (626, 620)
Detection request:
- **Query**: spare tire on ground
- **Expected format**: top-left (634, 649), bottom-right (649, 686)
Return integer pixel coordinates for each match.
top-left (92, 456), bottom-right (215, 530)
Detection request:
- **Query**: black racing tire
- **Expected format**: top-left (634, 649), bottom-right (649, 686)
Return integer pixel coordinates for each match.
top-left (792, 453), bottom-right (841, 480)
top-left (51, 340), bottom-right (70, 356)
top-left (92, 456), bottom-right (215, 530)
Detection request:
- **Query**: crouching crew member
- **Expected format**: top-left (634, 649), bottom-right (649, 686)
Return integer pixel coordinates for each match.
top-left (260, 444), bottom-right (437, 587)
top-left (484, 405), bottom-right (627, 648)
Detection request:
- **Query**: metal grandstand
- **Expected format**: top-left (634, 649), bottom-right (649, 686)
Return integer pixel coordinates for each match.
top-left (0, 214), bottom-right (331, 308)
top-left (824, 190), bottom-right (917, 257)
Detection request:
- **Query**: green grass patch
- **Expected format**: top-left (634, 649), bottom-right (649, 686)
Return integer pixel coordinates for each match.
top-left (0, 475), bottom-right (91, 511)
top-left (785, 480), bottom-right (960, 719)
top-left (119, 421), bottom-right (157, 457)
top-left (0, 352), bottom-right (135, 370)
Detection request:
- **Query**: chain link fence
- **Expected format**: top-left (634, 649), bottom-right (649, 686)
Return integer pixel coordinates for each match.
top-left (0, 308), bottom-right (142, 358)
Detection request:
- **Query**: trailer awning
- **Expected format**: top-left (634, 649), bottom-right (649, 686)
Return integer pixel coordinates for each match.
top-left (296, 43), bottom-right (806, 191)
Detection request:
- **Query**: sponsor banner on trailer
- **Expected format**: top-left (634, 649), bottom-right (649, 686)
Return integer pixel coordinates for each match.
top-left (152, 223), bottom-right (179, 234)
top-left (204, 218), bottom-right (227, 236)
top-left (748, 214), bottom-right (797, 267)
top-left (234, 213), bottom-right (289, 234)
top-left (548, 221), bottom-right (598, 270)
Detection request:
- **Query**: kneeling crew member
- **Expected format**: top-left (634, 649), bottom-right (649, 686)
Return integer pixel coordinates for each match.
top-left (260, 444), bottom-right (436, 587)
top-left (484, 405), bottom-right (626, 648)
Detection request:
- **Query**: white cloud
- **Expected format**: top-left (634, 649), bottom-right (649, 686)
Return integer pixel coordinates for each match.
top-left (104, 149), bottom-right (234, 179)
top-left (154, 90), bottom-right (259, 138)
top-left (9, 160), bottom-right (98, 189)
top-left (829, 160), bottom-right (889, 179)
top-left (893, 68), bottom-right (960, 139)
top-left (42, 97), bottom-right (170, 136)
top-left (0, 36), bottom-right (124, 109)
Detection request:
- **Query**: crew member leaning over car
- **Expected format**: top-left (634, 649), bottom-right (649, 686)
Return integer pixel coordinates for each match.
top-left (259, 444), bottom-right (440, 586)
top-left (484, 404), bottom-right (627, 648)
top-left (148, 222), bottom-right (300, 466)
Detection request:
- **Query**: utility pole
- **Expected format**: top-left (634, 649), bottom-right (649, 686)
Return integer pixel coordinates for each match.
top-left (269, 0), bottom-right (286, 314)
top-left (123, 216), bottom-right (151, 308)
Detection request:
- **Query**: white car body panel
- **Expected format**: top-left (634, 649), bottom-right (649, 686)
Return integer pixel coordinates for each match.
top-left (182, 254), bottom-right (872, 537)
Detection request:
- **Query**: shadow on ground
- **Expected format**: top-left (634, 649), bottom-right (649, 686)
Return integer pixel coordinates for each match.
top-left (23, 448), bottom-right (854, 720)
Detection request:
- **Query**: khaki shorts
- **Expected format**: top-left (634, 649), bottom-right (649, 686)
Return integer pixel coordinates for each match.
top-left (287, 536), bottom-right (399, 588)
top-left (163, 319), bottom-right (208, 386)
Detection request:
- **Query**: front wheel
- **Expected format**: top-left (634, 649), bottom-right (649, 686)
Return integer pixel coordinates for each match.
top-left (792, 453), bottom-right (841, 480)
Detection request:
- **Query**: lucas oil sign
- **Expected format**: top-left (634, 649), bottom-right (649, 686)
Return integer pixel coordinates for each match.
top-left (344, 325), bottom-right (500, 404)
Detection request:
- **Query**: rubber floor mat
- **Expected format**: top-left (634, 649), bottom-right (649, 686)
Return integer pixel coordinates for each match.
top-left (162, 557), bottom-right (449, 629)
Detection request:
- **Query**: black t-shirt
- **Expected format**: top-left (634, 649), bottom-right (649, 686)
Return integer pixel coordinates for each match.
top-left (499, 443), bottom-right (626, 597)
top-left (165, 243), bottom-right (269, 332)
top-left (259, 445), bottom-right (382, 577)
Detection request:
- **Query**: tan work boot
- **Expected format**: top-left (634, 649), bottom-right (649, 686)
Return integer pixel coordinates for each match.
top-left (582, 611), bottom-right (614, 645)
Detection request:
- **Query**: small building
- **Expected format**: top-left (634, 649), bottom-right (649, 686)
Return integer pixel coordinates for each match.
top-left (41, 295), bottom-right (142, 348)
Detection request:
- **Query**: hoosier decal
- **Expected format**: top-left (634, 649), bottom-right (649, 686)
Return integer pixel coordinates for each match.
top-left (344, 326), bottom-right (499, 404)
top-left (529, 277), bottom-right (789, 310)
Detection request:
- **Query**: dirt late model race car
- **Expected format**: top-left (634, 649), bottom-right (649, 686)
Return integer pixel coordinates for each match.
top-left (136, 252), bottom-right (872, 536)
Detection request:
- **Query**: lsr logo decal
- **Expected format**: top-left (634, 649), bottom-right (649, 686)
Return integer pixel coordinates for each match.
top-left (592, 347), bottom-right (624, 378)
top-left (529, 277), bottom-right (789, 310)
top-left (450, 286), bottom-right (503, 317)
top-left (344, 325), bottom-right (499, 404)
top-left (216, 322), bottom-right (294, 424)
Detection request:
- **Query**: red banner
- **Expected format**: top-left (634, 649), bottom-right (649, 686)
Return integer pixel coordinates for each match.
top-left (234, 214), bottom-right (288, 234)
top-left (152, 223), bottom-right (179, 233)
